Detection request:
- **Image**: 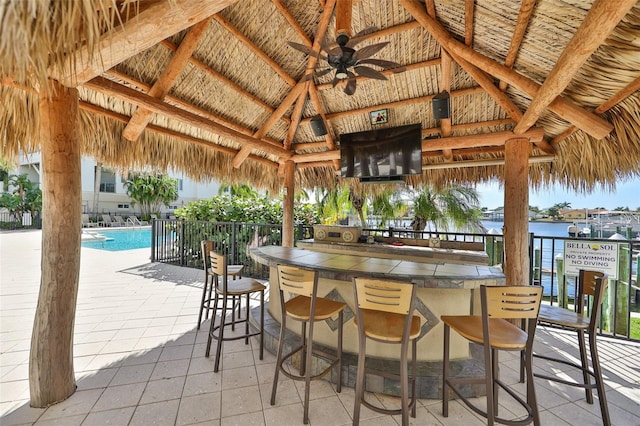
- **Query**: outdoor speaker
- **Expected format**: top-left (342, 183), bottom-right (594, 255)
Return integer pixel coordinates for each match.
top-left (432, 91), bottom-right (450, 119)
top-left (310, 115), bottom-right (328, 137)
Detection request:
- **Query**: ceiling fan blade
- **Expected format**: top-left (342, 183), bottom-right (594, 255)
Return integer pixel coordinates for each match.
top-left (344, 71), bottom-right (357, 95)
top-left (355, 42), bottom-right (390, 60)
top-left (321, 40), bottom-right (342, 57)
top-left (332, 75), bottom-right (340, 88)
top-left (346, 26), bottom-right (379, 47)
top-left (314, 68), bottom-right (334, 78)
top-left (354, 66), bottom-right (388, 80)
top-left (357, 58), bottom-right (403, 69)
top-left (287, 41), bottom-right (312, 55)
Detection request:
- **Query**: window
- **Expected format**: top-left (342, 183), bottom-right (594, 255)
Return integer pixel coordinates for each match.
top-left (176, 178), bottom-right (183, 191)
top-left (117, 204), bottom-right (130, 209)
top-left (96, 167), bottom-right (116, 193)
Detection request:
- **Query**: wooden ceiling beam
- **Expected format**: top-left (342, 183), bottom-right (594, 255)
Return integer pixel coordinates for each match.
top-left (213, 14), bottom-right (296, 86)
top-left (105, 69), bottom-right (284, 149)
top-left (123, 18), bottom-right (211, 142)
top-left (291, 128), bottom-right (545, 164)
top-left (464, 0), bottom-right (474, 46)
top-left (422, 155), bottom-right (555, 170)
top-left (49, 0), bottom-right (238, 87)
top-left (513, 0), bottom-right (636, 135)
top-left (79, 101), bottom-right (278, 168)
top-left (284, 82), bottom-right (310, 150)
top-left (85, 76), bottom-right (291, 158)
top-left (422, 128), bottom-right (545, 151)
top-left (498, 0), bottom-right (538, 91)
top-left (399, 0), bottom-right (613, 140)
top-left (335, 0), bottom-right (352, 37)
top-left (159, 39), bottom-right (284, 122)
top-left (552, 75), bottom-right (640, 146)
top-left (312, 86), bottom-right (483, 122)
top-left (272, 0), bottom-right (312, 48)
top-left (439, 50), bottom-right (453, 161)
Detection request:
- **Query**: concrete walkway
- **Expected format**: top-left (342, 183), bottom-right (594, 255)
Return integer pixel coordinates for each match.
top-left (1, 230), bottom-right (639, 425)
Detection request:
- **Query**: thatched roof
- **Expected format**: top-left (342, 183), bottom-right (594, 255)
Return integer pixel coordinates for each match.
top-left (1, 0), bottom-right (639, 195)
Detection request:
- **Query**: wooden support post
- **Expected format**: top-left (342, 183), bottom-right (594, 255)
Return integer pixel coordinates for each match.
top-left (503, 137), bottom-right (530, 286)
top-left (282, 160), bottom-right (295, 247)
top-left (30, 80), bottom-right (81, 407)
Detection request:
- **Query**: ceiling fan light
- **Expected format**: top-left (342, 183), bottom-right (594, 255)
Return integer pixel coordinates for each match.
top-left (335, 65), bottom-right (349, 80)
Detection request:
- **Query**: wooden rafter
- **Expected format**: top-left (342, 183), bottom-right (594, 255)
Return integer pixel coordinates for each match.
top-left (291, 128), bottom-right (545, 164)
top-left (122, 18), bottom-right (211, 142)
top-left (336, 0), bottom-right (353, 37)
top-left (498, 0), bottom-right (538, 91)
top-left (84, 76), bottom-right (292, 158)
top-left (552, 75), bottom-right (640, 146)
top-left (80, 102), bottom-right (278, 168)
top-left (105, 69), bottom-right (284, 149)
top-left (422, 155), bottom-right (554, 170)
top-left (232, 0), bottom-right (337, 168)
top-left (284, 82), bottom-right (310, 150)
top-left (272, 0), bottom-right (312, 48)
top-left (310, 87), bottom-right (484, 123)
top-left (439, 50), bottom-right (453, 161)
top-left (399, 0), bottom-right (613, 140)
top-left (158, 40), bottom-right (286, 122)
top-left (213, 14), bottom-right (296, 86)
top-left (49, 0), bottom-right (239, 87)
top-left (464, 0), bottom-right (474, 46)
top-left (513, 0), bottom-right (636, 135)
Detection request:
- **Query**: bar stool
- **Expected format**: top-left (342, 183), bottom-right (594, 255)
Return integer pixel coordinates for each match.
top-left (352, 277), bottom-right (420, 426)
top-left (204, 251), bottom-right (265, 372)
top-left (270, 265), bottom-right (345, 425)
top-left (534, 270), bottom-right (610, 425)
top-left (196, 240), bottom-right (243, 330)
top-left (442, 285), bottom-right (543, 426)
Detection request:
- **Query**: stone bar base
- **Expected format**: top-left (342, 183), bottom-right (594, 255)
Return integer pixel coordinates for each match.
top-left (250, 304), bottom-right (486, 400)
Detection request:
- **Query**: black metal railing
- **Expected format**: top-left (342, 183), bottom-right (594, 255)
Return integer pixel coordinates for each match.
top-left (530, 234), bottom-right (639, 341)
top-left (151, 219), bottom-right (312, 279)
top-left (0, 211), bottom-right (41, 230)
top-left (150, 219), bottom-right (638, 341)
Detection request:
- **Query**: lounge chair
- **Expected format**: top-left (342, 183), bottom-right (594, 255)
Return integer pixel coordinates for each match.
top-left (82, 214), bottom-right (98, 228)
top-left (113, 216), bottom-right (127, 227)
top-left (101, 214), bottom-right (115, 227)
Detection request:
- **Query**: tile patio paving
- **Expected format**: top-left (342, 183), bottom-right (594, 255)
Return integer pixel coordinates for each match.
top-left (1, 230), bottom-right (639, 425)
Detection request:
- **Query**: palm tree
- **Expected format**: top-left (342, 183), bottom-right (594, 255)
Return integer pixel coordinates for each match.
top-left (371, 189), bottom-right (409, 228)
top-left (410, 184), bottom-right (483, 233)
top-left (314, 187), bottom-right (352, 225)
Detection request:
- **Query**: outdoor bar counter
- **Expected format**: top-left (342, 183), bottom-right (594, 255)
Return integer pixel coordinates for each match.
top-left (250, 244), bottom-right (506, 398)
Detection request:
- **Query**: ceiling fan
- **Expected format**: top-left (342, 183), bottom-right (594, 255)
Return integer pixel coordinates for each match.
top-left (288, 30), bottom-right (406, 95)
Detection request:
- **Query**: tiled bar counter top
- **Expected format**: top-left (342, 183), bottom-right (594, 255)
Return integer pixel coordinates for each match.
top-left (250, 245), bottom-right (505, 398)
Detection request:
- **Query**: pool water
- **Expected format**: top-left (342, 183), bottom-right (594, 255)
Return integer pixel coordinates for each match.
top-left (81, 228), bottom-right (152, 251)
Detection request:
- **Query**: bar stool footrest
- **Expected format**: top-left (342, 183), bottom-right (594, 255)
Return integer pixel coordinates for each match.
top-left (445, 376), bottom-right (534, 426)
top-left (278, 344), bottom-right (341, 382)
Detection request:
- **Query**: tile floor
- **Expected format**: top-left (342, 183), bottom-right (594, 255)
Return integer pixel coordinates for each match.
top-left (1, 230), bottom-right (639, 425)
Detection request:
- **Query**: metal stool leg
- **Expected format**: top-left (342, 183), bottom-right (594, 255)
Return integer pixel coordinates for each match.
top-left (589, 331), bottom-right (611, 426)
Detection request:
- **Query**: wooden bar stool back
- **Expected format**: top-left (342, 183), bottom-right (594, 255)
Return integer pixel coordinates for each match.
top-left (196, 240), bottom-right (243, 330)
top-left (270, 265), bottom-right (346, 425)
top-left (204, 251), bottom-right (265, 372)
top-left (534, 270), bottom-right (610, 425)
top-left (352, 277), bottom-right (420, 426)
top-left (442, 285), bottom-right (543, 426)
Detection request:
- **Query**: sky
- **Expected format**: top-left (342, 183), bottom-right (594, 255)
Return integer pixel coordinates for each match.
top-left (476, 176), bottom-right (640, 210)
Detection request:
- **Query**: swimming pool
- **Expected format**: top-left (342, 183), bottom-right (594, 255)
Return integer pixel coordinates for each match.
top-left (81, 228), bottom-right (152, 251)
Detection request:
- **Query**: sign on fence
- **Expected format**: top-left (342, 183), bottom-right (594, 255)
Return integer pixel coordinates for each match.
top-left (563, 240), bottom-right (619, 279)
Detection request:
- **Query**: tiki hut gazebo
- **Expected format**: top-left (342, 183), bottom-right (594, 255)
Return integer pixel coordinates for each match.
top-left (1, 0), bottom-right (639, 407)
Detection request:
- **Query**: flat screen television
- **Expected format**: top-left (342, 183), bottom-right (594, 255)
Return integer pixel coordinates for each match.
top-left (340, 123), bottom-right (423, 181)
